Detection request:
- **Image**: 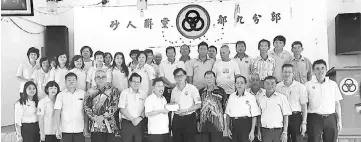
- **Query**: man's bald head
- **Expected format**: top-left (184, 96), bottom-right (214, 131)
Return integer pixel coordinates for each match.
top-left (249, 72), bottom-right (261, 87)
top-left (220, 45), bottom-right (230, 61)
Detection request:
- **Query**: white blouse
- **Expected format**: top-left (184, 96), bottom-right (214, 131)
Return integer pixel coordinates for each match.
top-left (31, 68), bottom-right (51, 99)
top-left (106, 67), bottom-right (129, 92)
top-left (132, 64), bottom-right (155, 95)
top-left (14, 100), bottom-right (38, 126)
top-left (49, 67), bottom-right (69, 91)
top-left (37, 96), bottom-right (56, 135)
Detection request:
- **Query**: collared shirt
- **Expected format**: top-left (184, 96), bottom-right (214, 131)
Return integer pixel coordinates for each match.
top-left (199, 86), bottom-right (227, 131)
top-left (250, 56), bottom-right (276, 80)
top-left (276, 80), bottom-right (308, 112)
top-left (118, 88), bottom-right (147, 120)
top-left (186, 57), bottom-right (215, 90)
top-left (269, 49), bottom-right (293, 82)
top-left (290, 56), bottom-right (312, 84)
top-left (144, 93), bottom-right (169, 134)
top-left (257, 92), bottom-right (292, 128)
top-left (83, 60), bottom-right (93, 73)
top-left (32, 68), bottom-right (51, 99)
top-left (246, 88), bottom-right (265, 100)
top-left (225, 91), bottom-right (261, 117)
top-left (69, 68), bottom-right (87, 91)
top-left (54, 89), bottom-right (85, 133)
top-left (14, 100), bottom-right (37, 126)
top-left (84, 85), bottom-right (120, 133)
top-left (17, 61), bottom-right (39, 92)
top-left (212, 59), bottom-right (241, 94)
top-left (37, 96), bottom-right (56, 135)
top-left (159, 60), bottom-right (185, 87)
top-left (171, 84), bottom-right (201, 114)
top-left (133, 64), bottom-right (156, 95)
top-left (151, 63), bottom-right (160, 78)
top-left (234, 54), bottom-right (252, 80)
top-left (49, 67), bottom-right (69, 91)
top-left (86, 65), bottom-right (109, 87)
top-left (305, 77), bottom-right (343, 115)
top-left (106, 67), bottom-right (129, 92)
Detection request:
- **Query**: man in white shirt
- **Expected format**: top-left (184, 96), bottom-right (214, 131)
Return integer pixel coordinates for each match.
top-left (119, 73), bottom-right (147, 142)
top-left (276, 64), bottom-right (308, 142)
top-left (247, 73), bottom-right (265, 100)
top-left (269, 35), bottom-right (293, 82)
top-left (305, 59), bottom-right (343, 142)
top-left (171, 68), bottom-right (201, 142)
top-left (257, 76), bottom-right (292, 142)
top-left (212, 45), bottom-right (241, 95)
top-left (54, 72), bottom-right (89, 142)
top-left (86, 51), bottom-right (109, 90)
top-left (159, 46), bottom-right (185, 103)
top-left (145, 78), bottom-right (170, 142)
top-left (187, 42), bottom-right (215, 90)
top-left (225, 75), bottom-right (260, 142)
top-left (234, 41), bottom-right (252, 81)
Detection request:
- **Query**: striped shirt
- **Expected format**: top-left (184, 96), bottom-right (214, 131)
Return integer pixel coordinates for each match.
top-left (250, 56), bottom-right (276, 80)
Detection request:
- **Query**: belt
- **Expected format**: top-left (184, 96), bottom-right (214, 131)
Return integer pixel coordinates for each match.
top-left (231, 116), bottom-right (249, 120)
top-left (316, 113), bottom-right (333, 118)
top-left (174, 112), bottom-right (195, 117)
top-left (292, 111), bottom-right (301, 115)
top-left (261, 127), bottom-right (282, 131)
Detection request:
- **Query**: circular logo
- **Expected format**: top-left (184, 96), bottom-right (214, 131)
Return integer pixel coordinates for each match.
top-left (339, 77), bottom-right (359, 96)
top-left (176, 5), bottom-right (210, 39)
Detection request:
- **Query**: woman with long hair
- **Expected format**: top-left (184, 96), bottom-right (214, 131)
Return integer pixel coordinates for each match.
top-left (38, 81), bottom-right (61, 142)
top-left (14, 81), bottom-right (40, 142)
top-left (68, 55), bottom-right (87, 91)
top-left (107, 52), bottom-right (129, 92)
top-left (49, 53), bottom-right (69, 91)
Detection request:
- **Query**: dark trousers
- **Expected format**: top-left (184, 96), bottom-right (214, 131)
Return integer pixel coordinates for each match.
top-left (21, 122), bottom-right (40, 142)
top-left (261, 128), bottom-right (282, 142)
top-left (45, 135), bottom-right (60, 142)
top-left (163, 86), bottom-right (172, 103)
top-left (288, 113), bottom-right (303, 142)
top-left (121, 119), bottom-right (144, 142)
top-left (172, 113), bottom-right (197, 142)
top-left (91, 132), bottom-right (115, 142)
top-left (253, 127), bottom-right (261, 142)
top-left (148, 133), bottom-right (170, 142)
top-left (61, 133), bottom-right (85, 142)
top-left (201, 121), bottom-right (223, 142)
top-left (231, 117), bottom-right (252, 142)
top-left (307, 113), bottom-right (338, 142)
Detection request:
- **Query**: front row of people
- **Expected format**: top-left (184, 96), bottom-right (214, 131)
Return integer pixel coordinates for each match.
top-left (14, 59), bottom-right (342, 142)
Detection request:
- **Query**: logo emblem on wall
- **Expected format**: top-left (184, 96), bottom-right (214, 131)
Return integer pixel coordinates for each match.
top-left (339, 77), bottom-right (359, 96)
top-left (176, 5), bottom-right (210, 39)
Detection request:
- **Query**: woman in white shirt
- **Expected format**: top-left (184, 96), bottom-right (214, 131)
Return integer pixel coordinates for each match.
top-left (38, 81), bottom-right (60, 142)
top-left (107, 52), bottom-right (129, 92)
top-left (14, 81), bottom-right (40, 142)
top-left (132, 51), bottom-right (155, 96)
top-left (80, 46), bottom-right (94, 72)
top-left (68, 55), bottom-right (87, 91)
top-left (17, 47), bottom-right (40, 93)
top-left (49, 53), bottom-right (69, 91)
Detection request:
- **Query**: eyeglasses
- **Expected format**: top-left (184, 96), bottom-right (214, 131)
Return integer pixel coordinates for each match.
top-left (175, 74), bottom-right (185, 78)
top-left (95, 76), bottom-right (107, 80)
top-left (131, 81), bottom-right (141, 84)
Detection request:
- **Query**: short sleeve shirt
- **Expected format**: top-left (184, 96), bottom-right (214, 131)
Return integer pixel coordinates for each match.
top-left (186, 58), bottom-right (215, 90)
top-left (144, 93), bottom-right (169, 134)
top-left (276, 80), bottom-right (308, 112)
top-left (225, 91), bottom-right (261, 117)
top-left (159, 60), bottom-right (185, 87)
top-left (290, 56), bottom-right (312, 84)
top-left (133, 64), bottom-right (156, 95)
top-left (269, 49), bottom-right (293, 82)
top-left (17, 61), bottom-right (39, 92)
top-left (31, 68), bottom-right (51, 99)
top-left (118, 88), bottom-right (147, 120)
top-left (212, 59), bottom-right (240, 94)
top-left (107, 67), bottom-right (129, 92)
top-left (171, 84), bottom-right (201, 114)
top-left (14, 100), bottom-right (37, 126)
top-left (37, 96), bottom-right (57, 135)
top-left (234, 55), bottom-right (252, 80)
top-left (49, 67), bottom-right (69, 91)
top-left (250, 56), bottom-right (276, 81)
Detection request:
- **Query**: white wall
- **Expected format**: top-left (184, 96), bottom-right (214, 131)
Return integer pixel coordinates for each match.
top-left (327, 0), bottom-right (361, 68)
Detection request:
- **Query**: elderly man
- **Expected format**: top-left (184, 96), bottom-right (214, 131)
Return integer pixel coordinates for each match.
top-left (154, 52), bottom-right (163, 66)
top-left (84, 70), bottom-right (120, 142)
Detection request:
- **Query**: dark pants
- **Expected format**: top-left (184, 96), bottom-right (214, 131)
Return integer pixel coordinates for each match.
top-left (21, 122), bottom-right (40, 142)
top-left (201, 121), bottom-right (223, 142)
top-left (231, 117), bottom-right (252, 142)
top-left (261, 128), bottom-right (282, 142)
top-left (163, 86), bottom-right (172, 103)
top-left (121, 119), bottom-right (144, 142)
top-left (172, 113), bottom-right (197, 142)
top-left (253, 127), bottom-right (261, 142)
top-left (288, 112), bottom-right (303, 142)
top-left (91, 132), bottom-right (115, 142)
top-left (61, 133), bottom-right (85, 142)
top-left (307, 113), bottom-right (338, 142)
top-left (45, 135), bottom-right (60, 142)
top-left (148, 133), bottom-right (170, 142)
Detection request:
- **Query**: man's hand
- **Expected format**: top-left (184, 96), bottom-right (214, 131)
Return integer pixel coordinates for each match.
top-left (280, 132), bottom-right (287, 142)
top-left (103, 112), bottom-right (111, 118)
top-left (337, 121), bottom-right (343, 132)
top-left (132, 117), bottom-right (142, 126)
top-left (300, 123), bottom-right (307, 137)
top-left (56, 129), bottom-right (62, 139)
top-left (161, 109), bottom-right (169, 114)
top-left (83, 130), bottom-right (90, 138)
top-left (95, 115), bottom-right (105, 123)
top-left (40, 133), bottom-right (45, 141)
top-left (228, 128), bottom-right (232, 139)
top-left (257, 131), bottom-right (262, 141)
top-left (16, 134), bottom-right (23, 142)
top-left (249, 131), bottom-right (255, 141)
top-left (176, 109), bottom-right (187, 116)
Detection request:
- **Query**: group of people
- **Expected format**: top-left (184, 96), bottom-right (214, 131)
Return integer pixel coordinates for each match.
top-left (14, 35), bottom-right (343, 142)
